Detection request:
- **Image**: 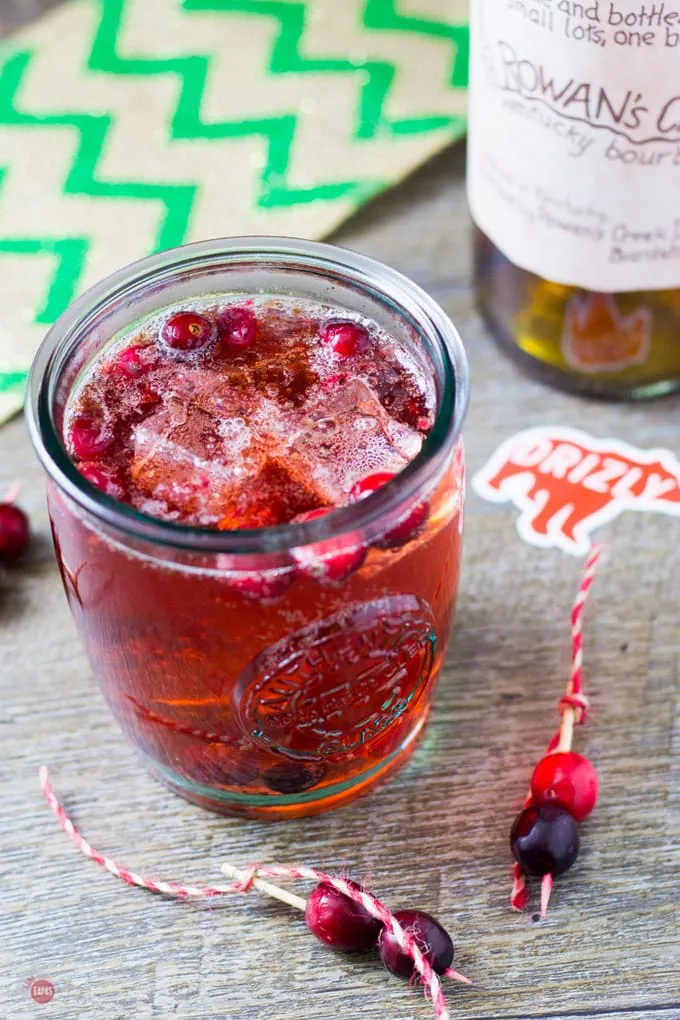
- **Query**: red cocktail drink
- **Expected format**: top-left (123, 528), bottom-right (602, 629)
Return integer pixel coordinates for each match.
top-left (27, 239), bottom-right (468, 818)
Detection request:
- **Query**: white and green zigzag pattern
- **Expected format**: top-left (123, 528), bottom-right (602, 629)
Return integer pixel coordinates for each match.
top-left (0, 0), bottom-right (468, 422)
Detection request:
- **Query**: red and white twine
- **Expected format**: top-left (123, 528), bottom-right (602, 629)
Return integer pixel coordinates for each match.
top-left (510, 545), bottom-right (602, 914)
top-left (39, 767), bottom-right (466, 1020)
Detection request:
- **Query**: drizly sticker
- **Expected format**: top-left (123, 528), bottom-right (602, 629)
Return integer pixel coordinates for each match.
top-left (472, 427), bottom-right (680, 556)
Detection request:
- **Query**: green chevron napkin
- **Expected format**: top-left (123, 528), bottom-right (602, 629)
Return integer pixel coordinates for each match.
top-left (0, 0), bottom-right (468, 424)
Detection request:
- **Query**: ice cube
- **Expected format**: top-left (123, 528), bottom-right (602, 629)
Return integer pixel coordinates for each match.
top-left (283, 379), bottom-right (423, 504)
top-left (131, 397), bottom-right (262, 525)
top-left (215, 458), bottom-right (323, 530)
top-left (130, 363), bottom-right (323, 526)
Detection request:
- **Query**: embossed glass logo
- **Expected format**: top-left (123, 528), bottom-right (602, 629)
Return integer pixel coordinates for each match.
top-left (235, 596), bottom-right (436, 761)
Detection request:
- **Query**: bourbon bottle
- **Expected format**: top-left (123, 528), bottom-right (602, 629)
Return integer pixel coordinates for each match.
top-left (468, 0), bottom-right (680, 399)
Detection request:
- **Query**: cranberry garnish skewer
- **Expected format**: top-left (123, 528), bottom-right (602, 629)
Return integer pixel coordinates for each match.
top-left (305, 880), bottom-right (383, 951)
top-left (378, 909), bottom-right (455, 980)
top-left (509, 546), bottom-right (602, 918)
top-left (221, 863), bottom-right (471, 1012)
top-left (39, 769), bottom-right (470, 1020)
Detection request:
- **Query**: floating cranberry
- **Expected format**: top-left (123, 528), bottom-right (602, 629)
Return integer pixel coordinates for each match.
top-left (292, 508), bottom-right (366, 584)
top-left (263, 760), bottom-right (327, 794)
top-left (161, 311), bottom-right (215, 352)
top-left (378, 909), bottom-right (454, 980)
top-left (350, 472), bottom-right (394, 503)
top-left (0, 503), bottom-right (30, 563)
top-left (350, 472), bottom-right (429, 548)
top-left (79, 462), bottom-right (125, 500)
top-left (228, 568), bottom-right (295, 602)
top-left (510, 804), bottom-right (580, 877)
top-left (111, 343), bottom-right (157, 379)
top-left (379, 501), bottom-right (430, 548)
top-left (320, 320), bottom-right (370, 357)
top-left (530, 751), bottom-right (599, 822)
top-left (218, 306), bottom-right (257, 352)
top-left (305, 881), bottom-right (383, 952)
top-left (68, 413), bottom-right (113, 459)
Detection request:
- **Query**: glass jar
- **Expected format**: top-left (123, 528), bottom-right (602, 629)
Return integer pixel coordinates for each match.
top-left (26, 237), bottom-right (469, 819)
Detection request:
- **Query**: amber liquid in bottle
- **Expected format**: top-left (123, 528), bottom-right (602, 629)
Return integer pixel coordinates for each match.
top-left (468, 2), bottom-right (680, 400)
top-left (474, 228), bottom-right (680, 400)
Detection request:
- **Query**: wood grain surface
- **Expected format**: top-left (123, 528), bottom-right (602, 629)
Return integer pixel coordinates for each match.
top-left (1, 5), bottom-right (679, 1020)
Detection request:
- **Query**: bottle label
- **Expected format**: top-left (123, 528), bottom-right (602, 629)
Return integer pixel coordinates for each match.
top-left (468, 1), bottom-right (680, 292)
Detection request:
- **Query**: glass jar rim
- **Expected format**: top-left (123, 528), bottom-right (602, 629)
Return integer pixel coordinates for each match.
top-left (26, 235), bottom-right (469, 554)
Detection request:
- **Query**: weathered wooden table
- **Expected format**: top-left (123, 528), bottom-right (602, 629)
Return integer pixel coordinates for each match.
top-left (2, 5), bottom-right (679, 1019)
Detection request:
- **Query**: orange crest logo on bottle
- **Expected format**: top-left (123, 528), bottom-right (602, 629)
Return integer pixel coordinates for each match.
top-left (473, 427), bottom-right (680, 556)
top-left (561, 294), bottom-right (651, 374)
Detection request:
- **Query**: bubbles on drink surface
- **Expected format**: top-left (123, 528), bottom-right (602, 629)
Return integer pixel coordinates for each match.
top-left (64, 295), bottom-right (435, 530)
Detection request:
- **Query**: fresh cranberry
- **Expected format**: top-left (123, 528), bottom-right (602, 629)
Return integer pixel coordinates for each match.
top-left (68, 413), bottom-right (113, 459)
top-left (79, 462), bottom-right (125, 500)
top-left (305, 881), bottom-right (383, 952)
top-left (229, 568), bottom-right (295, 602)
top-left (350, 472), bottom-right (429, 548)
top-left (350, 472), bottom-right (395, 503)
top-left (0, 503), bottom-right (30, 563)
top-left (530, 751), bottom-right (599, 822)
top-left (111, 343), bottom-right (157, 379)
top-left (217, 306), bottom-right (257, 352)
top-left (510, 804), bottom-right (580, 877)
top-left (378, 500), bottom-right (429, 548)
top-left (320, 320), bottom-right (370, 357)
top-left (378, 909), bottom-right (454, 980)
top-left (161, 311), bottom-right (216, 352)
top-left (292, 508), bottom-right (366, 584)
top-left (263, 760), bottom-right (327, 794)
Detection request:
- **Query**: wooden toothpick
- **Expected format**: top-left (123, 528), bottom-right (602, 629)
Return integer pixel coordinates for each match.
top-left (221, 863), bottom-right (307, 912)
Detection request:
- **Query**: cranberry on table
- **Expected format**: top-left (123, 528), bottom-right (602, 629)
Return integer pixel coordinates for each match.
top-left (350, 472), bottom-right (429, 548)
top-left (161, 311), bottom-right (216, 351)
top-left (378, 909), bottom-right (454, 980)
top-left (79, 462), bottom-right (125, 500)
top-left (305, 881), bottom-right (383, 952)
top-left (320, 320), bottom-right (370, 357)
top-left (292, 508), bottom-right (366, 584)
top-left (0, 503), bottom-right (30, 563)
top-left (530, 751), bottom-right (599, 822)
top-left (510, 803), bottom-right (580, 877)
top-left (217, 306), bottom-right (258, 352)
top-left (68, 413), bottom-right (113, 459)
